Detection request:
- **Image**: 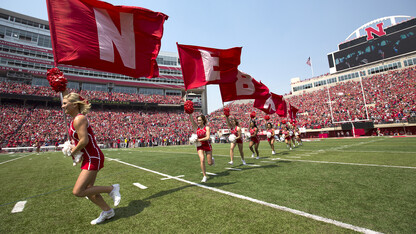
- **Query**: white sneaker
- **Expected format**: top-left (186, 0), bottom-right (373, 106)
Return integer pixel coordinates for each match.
top-left (242, 160), bottom-right (246, 165)
top-left (109, 184), bottom-right (121, 207)
top-left (256, 156), bottom-right (260, 159)
top-left (211, 157), bottom-right (215, 166)
top-left (272, 151), bottom-right (276, 155)
top-left (201, 176), bottom-right (207, 183)
top-left (290, 147), bottom-right (292, 150)
top-left (251, 153), bottom-right (255, 158)
top-left (90, 209), bottom-right (115, 225)
top-left (228, 161), bottom-right (233, 165)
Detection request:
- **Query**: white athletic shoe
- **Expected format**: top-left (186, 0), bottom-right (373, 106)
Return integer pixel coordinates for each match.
top-left (201, 176), bottom-right (207, 183)
top-left (228, 161), bottom-right (233, 165)
top-left (290, 147), bottom-right (292, 150)
top-left (272, 151), bottom-right (276, 155)
top-left (109, 184), bottom-right (121, 207)
top-left (242, 160), bottom-right (246, 165)
top-left (251, 153), bottom-right (255, 158)
top-left (211, 157), bottom-right (215, 166)
top-left (90, 209), bottom-right (115, 225)
top-left (256, 156), bottom-right (260, 159)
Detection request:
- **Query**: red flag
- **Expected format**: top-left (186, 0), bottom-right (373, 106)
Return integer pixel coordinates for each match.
top-left (177, 43), bottom-right (242, 90)
top-left (219, 70), bottom-right (269, 102)
top-left (288, 104), bottom-right (299, 120)
top-left (46, 0), bottom-right (168, 78)
top-left (253, 92), bottom-right (287, 117)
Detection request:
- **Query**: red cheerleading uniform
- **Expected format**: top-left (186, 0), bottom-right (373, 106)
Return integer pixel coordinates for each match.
top-left (196, 126), bottom-right (212, 152)
top-left (69, 114), bottom-right (104, 171)
top-left (250, 127), bottom-right (259, 144)
top-left (283, 130), bottom-right (291, 140)
top-left (231, 126), bottom-right (243, 144)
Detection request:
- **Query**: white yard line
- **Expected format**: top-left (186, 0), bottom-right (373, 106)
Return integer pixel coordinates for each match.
top-left (275, 159), bottom-right (416, 169)
top-left (11, 201), bottom-right (27, 213)
top-left (109, 158), bottom-right (380, 234)
top-left (137, 150), bottom-right (414, 170)
top-left (0, 155), bottom-right (30, 165)
top-left (133, 183), bottom-right (148, 189)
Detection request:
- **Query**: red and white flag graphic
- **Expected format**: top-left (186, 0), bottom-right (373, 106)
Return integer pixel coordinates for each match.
top-left (177, 43), bottom-right (242, 90)
top-left (219, 70), bottom-right (269, 102)
top-left (46, 0), bottom-right (168, 78)
top-left (253, 92), bottom-right (287, 116)
top-left (288, 104), bottom-right (299, 120)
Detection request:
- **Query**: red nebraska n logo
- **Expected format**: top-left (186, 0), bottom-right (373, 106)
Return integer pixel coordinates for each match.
top-left (365, 23), bottom-right (386, 40)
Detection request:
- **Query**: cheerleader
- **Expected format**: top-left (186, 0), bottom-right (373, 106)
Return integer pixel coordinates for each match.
top-left (266, 123), bottom-right (276, 155)
top-left (62, 92), bottom-right (120, 225)
top-left (248, 120), bottom-right (260, 159)
top-left (189, 113), bottom-right (214, 183)
top-left (282, 126), bottom-right (293, 150)
top-left (226, 116), bottom-right (246, 165)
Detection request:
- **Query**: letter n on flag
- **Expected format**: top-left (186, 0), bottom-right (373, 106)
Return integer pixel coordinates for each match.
top-left (177, 43), bottom-right (242, 90)
top-left (253, 92), bottom-right (287, 117)
top-left (219, 70), bottom-right (269, 102)
top-left (46, 0), bottom-right (168, 78)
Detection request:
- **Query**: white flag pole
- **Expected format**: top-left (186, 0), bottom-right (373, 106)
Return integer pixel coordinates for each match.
top-left (310, 58), bottom-right (314, 77)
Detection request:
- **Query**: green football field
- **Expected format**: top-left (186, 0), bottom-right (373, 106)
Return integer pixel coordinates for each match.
top-left (1, 136), bottom-right (415, 233)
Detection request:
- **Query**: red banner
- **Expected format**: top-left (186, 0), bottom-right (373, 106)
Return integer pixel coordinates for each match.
top-left (253, 92), bottom-right (286, 116)
top-left (177, 43), bottom-right (242, 90)
top-left (46, 0), bottom-right (168, 78)
top-left (219, 70), bottom-right (269, 102)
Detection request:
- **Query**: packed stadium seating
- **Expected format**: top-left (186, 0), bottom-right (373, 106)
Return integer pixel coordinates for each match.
top-left (1, 66), bottom-right (415, 148)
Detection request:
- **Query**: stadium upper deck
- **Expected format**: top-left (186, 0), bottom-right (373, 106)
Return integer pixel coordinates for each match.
top-left (0, 8), bottom-right (207, 113)
top-left (290, 16), bottom-right (416, 95)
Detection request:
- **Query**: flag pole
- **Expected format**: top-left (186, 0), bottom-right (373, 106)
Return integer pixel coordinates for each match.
top-left (310, 58), bottom-right (314, 77)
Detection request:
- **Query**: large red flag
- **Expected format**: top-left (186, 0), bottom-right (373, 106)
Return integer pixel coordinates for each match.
top-left (288, 104), bottom-right (299, 120)
top-left (253, 92), bottom-right (287, 116)
top-left (177, 43), bottom-right (242, 90)
top-left (219, 70), bottom-right (269, 102)
top-left (46, 0), bottom-right (168, 78)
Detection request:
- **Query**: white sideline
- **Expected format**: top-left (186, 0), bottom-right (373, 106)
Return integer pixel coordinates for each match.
top-left (139, 150), bottom-right (414, 170)
top-left (0, 155), bottom-right (30, 165)
top-left (109, 158), bottom-right (381, 234)
top-left (133, 183), bottom-right (148, 190)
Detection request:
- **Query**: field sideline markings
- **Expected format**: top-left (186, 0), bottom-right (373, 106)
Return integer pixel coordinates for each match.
top-left (109, 157), bottom-right (380, 234)
top-left (11, 201), bottom-right (27, 213)
top-left (138, 150), bottom-right (414, 170)
top-left (161, 175), bottom-right (184, 180)
top-left (277, 159), bottom-right (416, 169)
top-left (133, 183), bottom-right (148, 189)
top-left (0, 155), bottom-right (31, 165)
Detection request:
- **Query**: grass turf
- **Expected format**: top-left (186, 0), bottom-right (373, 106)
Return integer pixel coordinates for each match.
top-left (0, 136), bottom-right (415, 233)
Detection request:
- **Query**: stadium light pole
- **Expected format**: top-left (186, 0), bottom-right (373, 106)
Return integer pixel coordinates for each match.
top-left (326, 83), bottom-right (335, 124)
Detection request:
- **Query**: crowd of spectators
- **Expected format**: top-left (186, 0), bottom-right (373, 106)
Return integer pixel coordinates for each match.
top-left (1, 66), bottom-right (415, 148)
top-left (0, 82), bottom-right (183, 104)
top-left (285, 66), bottom-right (416, 128)
top-left (0, 103), bottom-right (199, 148)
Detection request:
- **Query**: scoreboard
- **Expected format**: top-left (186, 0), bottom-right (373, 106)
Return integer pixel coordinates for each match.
top-left (328, 18), bottom-right (416, 72)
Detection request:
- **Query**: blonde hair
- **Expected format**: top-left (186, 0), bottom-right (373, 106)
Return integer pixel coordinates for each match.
top-left (63, 92), bottom-right (91, 114)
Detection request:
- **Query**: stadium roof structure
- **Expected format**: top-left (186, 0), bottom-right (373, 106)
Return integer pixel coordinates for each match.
top-left (345, 15), bottom-right (412, 41)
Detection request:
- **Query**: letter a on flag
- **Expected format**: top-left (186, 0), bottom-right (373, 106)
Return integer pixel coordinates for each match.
top-left (177, 43), bottom-right (242, 90)
top-left (46, 0), bottom-right (168, 78)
